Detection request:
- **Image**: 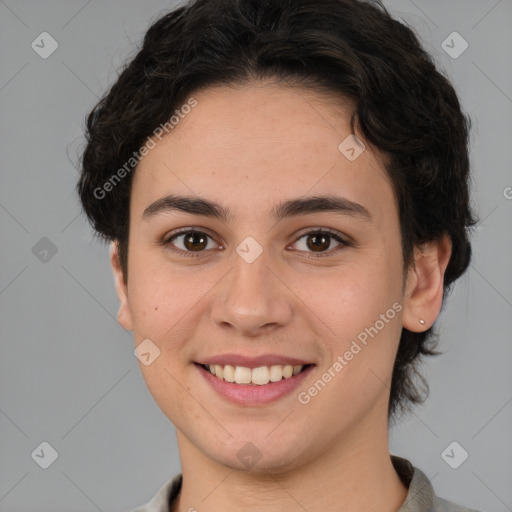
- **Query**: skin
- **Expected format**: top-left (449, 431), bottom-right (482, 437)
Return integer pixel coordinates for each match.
top-left (110, 81), bottom-right (452, 512)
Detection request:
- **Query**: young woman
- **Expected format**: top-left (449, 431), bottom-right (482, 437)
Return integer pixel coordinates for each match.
top-left (77, 1), bottom-right (480, 510)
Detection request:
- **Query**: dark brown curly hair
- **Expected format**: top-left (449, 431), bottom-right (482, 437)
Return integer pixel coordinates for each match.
top-left (77, 0), bottom-right (478, 421)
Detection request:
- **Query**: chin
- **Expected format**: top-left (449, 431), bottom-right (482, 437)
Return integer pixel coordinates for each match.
top-left (204, 435), bottom-right (308, 475)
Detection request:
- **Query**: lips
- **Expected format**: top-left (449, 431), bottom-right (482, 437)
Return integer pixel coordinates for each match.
top-left (197, 353), bottom-right (313, 368)
top-left (195, 361), bottom-right (315, 405)
top-left (193, 353), bottom-right (316, 403)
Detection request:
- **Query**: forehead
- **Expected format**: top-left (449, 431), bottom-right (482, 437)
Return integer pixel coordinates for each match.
top-left (131, 82), bottom-right (396, 224)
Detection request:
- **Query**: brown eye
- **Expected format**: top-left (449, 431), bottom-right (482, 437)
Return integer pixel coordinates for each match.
top-left (162, 227), bottom-right (348, 259)
top-left (306, 233), bottom-right (331, 252)
top-left (181, 232), bottom-right (208, 251)
top-left (164, 229), bottom-right (217, 257)
top-left (291, 229), bottom-right (348, 257)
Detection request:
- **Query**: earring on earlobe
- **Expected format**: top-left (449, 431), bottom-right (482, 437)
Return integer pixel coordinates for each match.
top-left (419, 319), bottom-right (426, 325)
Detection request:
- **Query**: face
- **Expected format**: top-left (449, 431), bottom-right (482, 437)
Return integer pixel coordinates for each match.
top-left (111, 82), bottom-right (447, 474)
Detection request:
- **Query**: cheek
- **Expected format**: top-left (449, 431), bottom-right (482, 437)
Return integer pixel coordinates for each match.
top-left (127, 246), bottom-right (189, 325)
top-left (296, 249), bottom-right (403, 392)
top-left (293, 249), bottom-right (402, 335)
top-left (127, 254), bottom-right (217, 370)
top-left (128, 264), bottom-right (197, 410)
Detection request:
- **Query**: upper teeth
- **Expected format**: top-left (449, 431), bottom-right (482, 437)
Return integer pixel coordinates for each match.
top-left (207, 364), bottom-right (304, 385)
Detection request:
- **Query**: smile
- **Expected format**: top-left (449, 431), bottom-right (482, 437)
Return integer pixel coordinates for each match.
top-left (200, 363), bottom-right (311, 385)
top-left (195, 361), bottom-right (315, 405)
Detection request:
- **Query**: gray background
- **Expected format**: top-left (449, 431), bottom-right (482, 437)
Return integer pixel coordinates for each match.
top-left (0, 0), bottom-right (511, 511)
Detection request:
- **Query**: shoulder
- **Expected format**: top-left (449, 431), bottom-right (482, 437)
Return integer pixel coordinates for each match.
top-left (391, 455), bottom-right (482, 512)
top-left (126, 473), bottom-right (181, 512)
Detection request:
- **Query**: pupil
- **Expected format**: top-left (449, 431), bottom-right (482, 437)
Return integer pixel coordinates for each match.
top-left (186, 232), bottom-right (206, 251)
top-left (308, 234), bottom-right (329, 251)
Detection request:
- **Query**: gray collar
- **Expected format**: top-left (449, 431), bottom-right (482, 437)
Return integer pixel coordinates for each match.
top-left (134, 455), bottom-right (478, 512)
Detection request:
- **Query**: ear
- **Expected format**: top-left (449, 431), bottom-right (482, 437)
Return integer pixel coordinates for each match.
top-left (110, 241), bottom-right (133, 331)
top-left (401, 233), bottom-right (452, 333)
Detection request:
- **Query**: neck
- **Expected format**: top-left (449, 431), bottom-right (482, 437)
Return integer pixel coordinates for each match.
top-left (172, 403), bottom-right (408, 512)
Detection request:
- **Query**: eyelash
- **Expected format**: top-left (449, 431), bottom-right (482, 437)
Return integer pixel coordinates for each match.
top-left (161, 227), bottom-right (349, 259)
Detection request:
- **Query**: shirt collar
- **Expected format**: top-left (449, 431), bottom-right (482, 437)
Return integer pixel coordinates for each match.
top-left (392, 455), bottom-right (437, 511)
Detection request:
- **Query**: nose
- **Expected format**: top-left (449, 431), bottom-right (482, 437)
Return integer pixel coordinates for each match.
top-left (210, 250), bottom-right (294, 337)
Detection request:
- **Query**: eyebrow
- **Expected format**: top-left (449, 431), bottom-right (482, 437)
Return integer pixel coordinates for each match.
top-left (142, 194), bottom-right (373, 223)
